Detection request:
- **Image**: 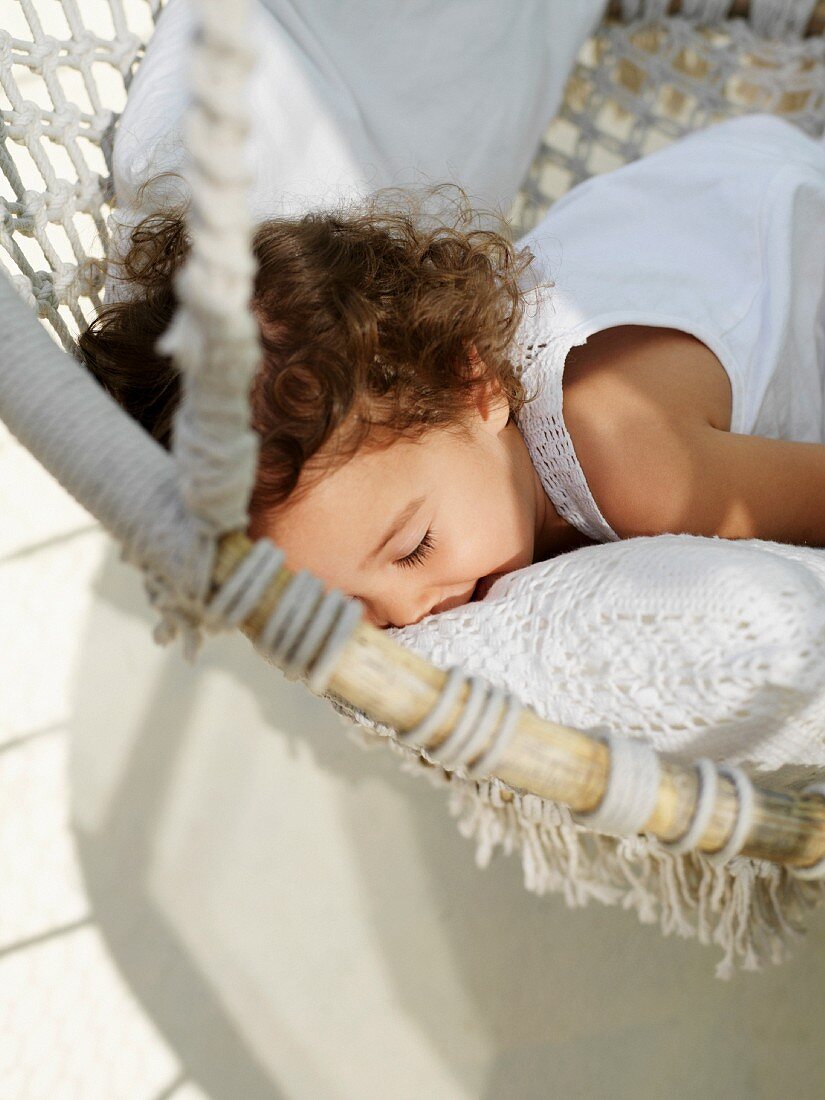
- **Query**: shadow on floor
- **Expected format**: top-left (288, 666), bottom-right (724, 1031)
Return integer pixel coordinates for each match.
top-left (68, 544), bottom-right (825, 1100)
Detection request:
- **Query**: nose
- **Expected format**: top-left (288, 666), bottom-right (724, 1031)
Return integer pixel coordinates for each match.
top-left (367, 598), bottom-right (437, 630)
top-left (380, 608), bottom-right (431, 629)
top-left (431, 588), bottom-right (475, 615)
top-left (366, 580), bottom-right (478, 630)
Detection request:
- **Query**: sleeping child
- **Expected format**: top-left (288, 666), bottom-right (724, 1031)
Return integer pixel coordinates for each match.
top-left (77, 112), bottom-right (825, 630)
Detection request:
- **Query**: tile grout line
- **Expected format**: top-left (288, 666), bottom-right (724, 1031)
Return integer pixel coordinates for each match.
top-left (0, 917), bottom-right (95, 960)
top-left (0, 723), bottom-right (67, 755)
top-left (0, 521), bottom-right (103, 567)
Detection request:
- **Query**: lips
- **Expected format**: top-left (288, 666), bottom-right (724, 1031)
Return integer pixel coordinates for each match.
top-left (428, 574), bottom-right (498, 616)
top-left (471, 574), bottom-right (498, 602)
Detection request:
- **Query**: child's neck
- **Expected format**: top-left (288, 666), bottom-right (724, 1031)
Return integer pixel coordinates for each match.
top-left (530, 461), bottom-right (599, 561)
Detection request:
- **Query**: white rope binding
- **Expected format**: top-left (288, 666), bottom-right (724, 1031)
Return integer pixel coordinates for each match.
top-left (571, 731), bottom-right (662, 839)
top-left (701, 764), bottom-right (756, 866)
top-left (397, 667), bottom-right (523, 780)
top-left (200, 537), bottom-right (364, 693)
top-left (658, 757), bottom-right (719, 855)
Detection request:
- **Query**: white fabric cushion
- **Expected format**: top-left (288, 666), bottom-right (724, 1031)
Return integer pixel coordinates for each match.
top-left (383, 534), bottom-right (825, 776)
top-left (112, 0), bottom-right (606, 224)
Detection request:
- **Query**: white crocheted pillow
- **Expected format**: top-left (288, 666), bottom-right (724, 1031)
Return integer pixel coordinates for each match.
top-left (385, 534), bottom-right (825, 775)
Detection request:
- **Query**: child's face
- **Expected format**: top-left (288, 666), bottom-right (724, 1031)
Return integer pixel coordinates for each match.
top-left (252, 388), bottom-right (559, 629)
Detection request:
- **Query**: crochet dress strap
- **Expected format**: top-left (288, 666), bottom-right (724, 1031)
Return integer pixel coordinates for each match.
top-left (514, 283), bottom-right (620, 544)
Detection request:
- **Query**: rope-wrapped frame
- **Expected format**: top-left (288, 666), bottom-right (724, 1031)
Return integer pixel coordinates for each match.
top-left (2, 0), bottom-right (825, 877)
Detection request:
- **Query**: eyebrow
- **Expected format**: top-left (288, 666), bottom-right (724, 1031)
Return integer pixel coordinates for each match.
top-left (361, 495), bottom-right (427, 568)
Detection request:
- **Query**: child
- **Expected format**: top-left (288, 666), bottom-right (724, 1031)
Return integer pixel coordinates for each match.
top-left (78, 113), bottom-right (825, 630)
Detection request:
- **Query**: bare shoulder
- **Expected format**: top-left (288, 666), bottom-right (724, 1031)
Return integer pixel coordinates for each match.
top-left (563, 325), bottom-right (733, 433)
top-left (561, 325), bottom-right (734, 537)
top-left (559, 325), bottom-right (825, 545)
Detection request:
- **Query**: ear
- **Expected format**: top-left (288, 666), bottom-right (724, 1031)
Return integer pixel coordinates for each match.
top-left (468, 344), bottom-right (510, 434)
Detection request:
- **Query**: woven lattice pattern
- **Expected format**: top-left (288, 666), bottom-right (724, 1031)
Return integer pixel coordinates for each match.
top-left (510, 14), bottom-right (825, 234)
top-left (0, 0), bottom-right (160, 350)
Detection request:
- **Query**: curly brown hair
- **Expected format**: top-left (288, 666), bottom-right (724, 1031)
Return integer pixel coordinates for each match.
top-left (76, 181), bottom-right (541, 536)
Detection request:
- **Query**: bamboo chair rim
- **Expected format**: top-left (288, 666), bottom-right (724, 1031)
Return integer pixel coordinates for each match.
top-left (212, 530), bottom-right (825, 875)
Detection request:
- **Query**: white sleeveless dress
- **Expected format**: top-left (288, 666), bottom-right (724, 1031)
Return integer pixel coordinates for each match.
top-left (513, 114), bottom-right (825, 544)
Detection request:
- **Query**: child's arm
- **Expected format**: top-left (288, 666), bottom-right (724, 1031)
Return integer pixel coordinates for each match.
top-left (657, 428), bottom-right (825, 546)
top-left (576, 400), bottom-right (825, 545)
top-left (563, 326), bottom-right (825, 547)
top-left (578, 411), bottom-right (825, 547)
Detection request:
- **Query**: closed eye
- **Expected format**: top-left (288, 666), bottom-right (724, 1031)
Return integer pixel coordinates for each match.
top-left (395, 528), bottom-right (436, 569)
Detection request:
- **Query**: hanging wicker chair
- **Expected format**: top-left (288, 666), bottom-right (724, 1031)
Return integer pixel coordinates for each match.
top-left (3, 0), bottom-right (825, 979)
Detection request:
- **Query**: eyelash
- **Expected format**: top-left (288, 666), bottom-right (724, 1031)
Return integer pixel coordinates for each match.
top-left (396, 528), bottom-right (436, 569)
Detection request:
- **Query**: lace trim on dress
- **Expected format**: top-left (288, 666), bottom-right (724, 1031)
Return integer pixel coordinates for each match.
top-left (514, 283), bottom-right (620, 544)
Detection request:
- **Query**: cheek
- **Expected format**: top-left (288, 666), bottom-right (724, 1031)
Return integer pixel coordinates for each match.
top-left (471, 476), bottom-right (533, 568)
top-left (442, 495), bottom-right (528, 575)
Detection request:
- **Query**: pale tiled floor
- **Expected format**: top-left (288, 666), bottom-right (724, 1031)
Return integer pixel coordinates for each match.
top-left (0, 424), bottom-right (211, 1100)
top-left (6, 404), bottom-right (825, 1100)
top-left (0, 419), bottom-right (494, 1100)
top-left (3, 15), bottom-right (195, 1089)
